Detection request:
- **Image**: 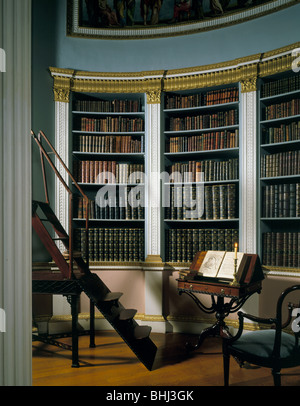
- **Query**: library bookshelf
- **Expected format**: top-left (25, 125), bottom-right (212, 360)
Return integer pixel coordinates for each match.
top-left (49, 43), bottom-right (300, 274)
top-left (162, 85), bottom-right (240, 263)
top-left (71, 92), bottom-right (146, 263)
top-left (259, 72), bottom-right (300, 271)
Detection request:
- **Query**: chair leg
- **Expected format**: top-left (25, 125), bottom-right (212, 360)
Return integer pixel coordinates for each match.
top-left (272, 369), bottom-right (281, 386)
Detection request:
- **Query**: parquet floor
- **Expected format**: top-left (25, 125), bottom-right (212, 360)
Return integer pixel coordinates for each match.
top-left (32, 331), bottom-right (300, 387)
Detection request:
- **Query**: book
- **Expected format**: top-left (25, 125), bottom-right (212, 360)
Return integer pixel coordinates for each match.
top-left (198, 250), bottom-right (248, 281)
top-left (189, 251), bottom-right (207, 271)
top-left (166, 228), bottom-right (238, 263)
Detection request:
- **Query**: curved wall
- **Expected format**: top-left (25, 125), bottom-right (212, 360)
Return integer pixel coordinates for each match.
top-left (54, 1), bottom-right (300, 72)
top-left (31, 0), bottom-right (300, 331)
top-left (32, 0), bottom-right (300, 261)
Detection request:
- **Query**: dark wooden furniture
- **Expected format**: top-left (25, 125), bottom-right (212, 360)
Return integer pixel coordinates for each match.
top-left (177, 253), bottom-right (264, 351)
top-left (223, 284), bottom-right (300, 386)
top-left (32, 271), bottom-right (95, 368)
top-left (31, 130), bottom-right (157, 371)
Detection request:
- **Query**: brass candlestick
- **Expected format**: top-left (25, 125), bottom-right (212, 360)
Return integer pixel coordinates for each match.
top-left (230, 257), bottom-right (240, 287)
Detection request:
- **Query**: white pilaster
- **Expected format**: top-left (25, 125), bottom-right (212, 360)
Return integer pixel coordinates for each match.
top-left (55, 101), bottom-right (70, 236)
top-left (0, 0), bottom-right (32, 386)
top-left (144, 95), bottom-right (164, 330)
top-left (53, 101), bottom-right (71, 316)
top-left (240, 86), bottom-right (259, 316)
top-left (240, 89), bottom-right (258, 254)
top-left (145, 101), bottom-right (162, 261)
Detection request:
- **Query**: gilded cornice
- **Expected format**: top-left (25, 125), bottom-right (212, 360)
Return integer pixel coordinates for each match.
top-left (49, 41), bottom-right (300, 98)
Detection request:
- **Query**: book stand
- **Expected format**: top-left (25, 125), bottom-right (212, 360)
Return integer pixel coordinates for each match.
top-left (177, 253), bottom-right (264, 351)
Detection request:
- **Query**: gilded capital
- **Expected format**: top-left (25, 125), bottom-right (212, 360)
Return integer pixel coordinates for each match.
top-left (53, 87), bottom-right (70, 103)
top-left (146, 90), bottom-right (161, 104)
top-left (241, 77), bottom-right (258, 93)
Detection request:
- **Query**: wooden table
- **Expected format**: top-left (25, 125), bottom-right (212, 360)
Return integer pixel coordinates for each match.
top-left (177, 277), bottom-right (262, 351)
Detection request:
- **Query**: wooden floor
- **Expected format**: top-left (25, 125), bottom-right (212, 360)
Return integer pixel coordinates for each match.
top-left (32, 331), bottom-right (300, 387)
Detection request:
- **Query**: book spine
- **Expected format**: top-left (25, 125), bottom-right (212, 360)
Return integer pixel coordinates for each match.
top-left (262, 231), bottom-right (299, 267)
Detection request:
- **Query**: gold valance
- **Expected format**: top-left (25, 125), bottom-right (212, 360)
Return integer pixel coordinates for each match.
top-left (50, 41), bottom-right (300, 101)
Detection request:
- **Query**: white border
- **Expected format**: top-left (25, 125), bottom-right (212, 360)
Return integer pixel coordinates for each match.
top-left (69, 0), bottom-right (298, 39)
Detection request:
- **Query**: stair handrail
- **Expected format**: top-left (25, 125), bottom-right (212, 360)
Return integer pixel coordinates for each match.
top-left (31, 130), bottom-right (90, 277)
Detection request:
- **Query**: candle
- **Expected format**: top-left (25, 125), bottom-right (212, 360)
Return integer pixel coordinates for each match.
top-left (234, 242), bottom-right (238, 259)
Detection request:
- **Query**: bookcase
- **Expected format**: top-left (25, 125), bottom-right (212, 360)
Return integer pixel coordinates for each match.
top-left (162, 85), bottom-right (240, 263)
top-left (71, 92), bottom-right (146, 263)
top-left (259, 72), bottom-right (300, 269)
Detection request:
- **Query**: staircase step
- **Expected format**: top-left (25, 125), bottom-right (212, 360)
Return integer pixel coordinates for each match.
top-left (133, 325), bottom-right (152, 340)
top-left (119, 309), bottom-right (137, 321)
top-left (37, 202), bottom-right (69, 238)
top-left (99, 292), bottom-right (123, 304)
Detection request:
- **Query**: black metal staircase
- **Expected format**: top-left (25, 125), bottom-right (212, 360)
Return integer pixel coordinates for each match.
top-left (31, 130), bottom-right (157, 371)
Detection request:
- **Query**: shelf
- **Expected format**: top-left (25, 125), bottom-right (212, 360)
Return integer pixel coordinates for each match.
top-left (73, 218), bottom-right (145, 222)
top-left (164, 219), bottom-right (239, 222)
top-left (261, 217), bottom-right (300, 221)
top-left (260, 139), bottom-right (300, 150)
top-left (260, 88), bottom-right (300, 103)
top-left (164, 179), bottom-right (239, 185)
top-left (73, 130), bottom-right (145, 135)
top-left (164, 125), bottom-right (239, 136)
top-left (72, 111), bottom-right (145, 116)
top-left (260, 114), bottom-right (300, 125)
top-left (164, 147), bottom-right (239, 159)
top-left (163, 101), bottom-right (239, 114)
top-left (260, 174), bottom-right (300, 182)
top-left (73, 152), bottom-right (145, 160)
top-left (73, 182), bottom-right (144, 187)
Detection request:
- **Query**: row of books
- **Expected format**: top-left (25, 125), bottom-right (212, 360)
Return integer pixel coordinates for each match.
top-left (166, 228), bottom-right (239, 263)
top-left (74, 228), bottom-right (145, 262)
top-left (263, 99), bottom-right (300, 121)
top-left (74, 98), bottom-right (142, 113)
top-left (74, 134), bottom-right (144, 154)
top-left (165, 87), bottom-right (239, 109)
top-left (168, 158), bottom-right (239, 182)
top-left (262, 232), bottom-right (300, 268)
top-left (261, 121), bottom-right (300, 144)
top-left (165, 130), bottom-right (239, 153)
top-left (261, 75), bottom-right (300, 98)
top-left (165, 184), bottom-right (236, 220)
top-left (73, 161), bottom-right (145, 184)
top-left (75, 194), bottom-right (145, 220)
top-left (260, 150), bottom-right (300, 178)
top-left (168, 110), bottom-right (238, 131)
top-left (261, 183), bottom-right (300, 218)
top-left (79, 117), bottom-right (144, 133)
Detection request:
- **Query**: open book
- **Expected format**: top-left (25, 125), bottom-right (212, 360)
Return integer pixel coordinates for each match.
top-left (198, 250), bottom-right (248, 281)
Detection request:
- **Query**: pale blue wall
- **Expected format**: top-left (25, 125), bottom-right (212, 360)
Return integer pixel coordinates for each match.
top-left (31, 0), bottom-right (300, 260)
top-left (54, 1), bottom-right (300, 72)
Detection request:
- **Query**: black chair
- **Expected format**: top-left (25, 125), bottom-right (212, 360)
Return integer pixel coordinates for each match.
top-left (223, 284), bottom-right (300, 386)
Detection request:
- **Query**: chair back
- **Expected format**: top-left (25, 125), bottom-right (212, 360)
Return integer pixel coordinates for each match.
top-left (273, 284), bottom-right (300, 359)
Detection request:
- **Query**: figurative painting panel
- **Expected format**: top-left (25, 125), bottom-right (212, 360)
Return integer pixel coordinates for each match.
top-left (67, 0), bottom-right (296, 39)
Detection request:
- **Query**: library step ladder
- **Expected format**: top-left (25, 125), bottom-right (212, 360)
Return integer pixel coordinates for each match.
top-left (31, 130), bottom-right (157, 371)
